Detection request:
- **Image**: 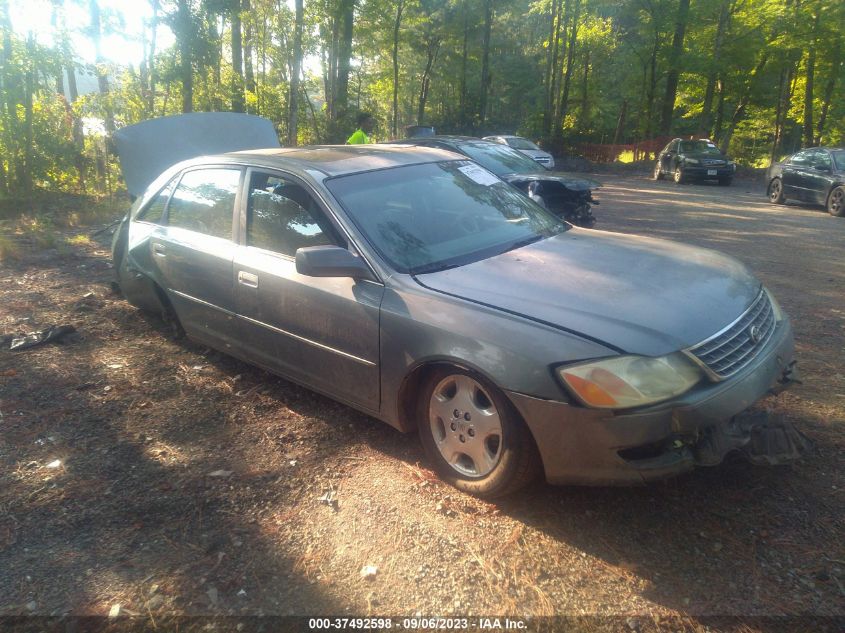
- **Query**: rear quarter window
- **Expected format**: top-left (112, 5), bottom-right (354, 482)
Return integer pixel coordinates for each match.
top-left (136, 179), bottom-right (177, 224)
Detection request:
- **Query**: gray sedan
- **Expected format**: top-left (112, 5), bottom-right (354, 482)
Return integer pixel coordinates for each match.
top-left (113, 142), bottom-right (804, 497)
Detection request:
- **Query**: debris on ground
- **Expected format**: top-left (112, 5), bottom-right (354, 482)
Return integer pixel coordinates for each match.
top-left (360, 565), bottom-right (378, 581)
top-left (3, 325), bottom-right (76, 351)
top-left (318, 489), bottom-right (339, 511)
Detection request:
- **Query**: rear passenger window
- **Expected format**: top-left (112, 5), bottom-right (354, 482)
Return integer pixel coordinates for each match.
top-left (789, 151), bottom-right (813, 167)
top-left (167, 168), bottom-right (240, 239)
top-left (137, 179), bottom-right (176, 224)
top-left (246, 172), bottom-right (337, 256)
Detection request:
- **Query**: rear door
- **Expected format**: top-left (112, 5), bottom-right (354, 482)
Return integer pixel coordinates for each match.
top-left (153, 166), bottom-right (243, 351)
top-left (804, 149), bottom-right (835, 204)
top-left (233, 169), bottom-right (383, 411)
top-left (781, 150), bottom-right (813, 199)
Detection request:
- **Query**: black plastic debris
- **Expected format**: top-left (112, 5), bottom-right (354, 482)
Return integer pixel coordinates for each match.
top-left (3, 325), bottom-right (77, 351)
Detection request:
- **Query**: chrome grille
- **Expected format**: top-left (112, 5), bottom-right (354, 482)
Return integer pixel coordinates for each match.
top-left (686, 290), bottom-right (776, 380)
top-left (703, 158), bottom-right (725, 166)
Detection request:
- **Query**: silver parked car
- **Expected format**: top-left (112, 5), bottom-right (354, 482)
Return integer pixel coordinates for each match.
top-left (113, 115), bottom-right (805, 498)
top-left (483, 135), bottom-right (555, 168)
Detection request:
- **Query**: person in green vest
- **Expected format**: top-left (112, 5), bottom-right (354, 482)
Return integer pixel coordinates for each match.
top-left (347, 112), bottom-right (375, 144)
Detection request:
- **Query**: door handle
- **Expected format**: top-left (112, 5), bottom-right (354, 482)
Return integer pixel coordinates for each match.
top-left (238, 271), bottom-right (259, 288)
top-left (152, 242), bottom-right (166, 257)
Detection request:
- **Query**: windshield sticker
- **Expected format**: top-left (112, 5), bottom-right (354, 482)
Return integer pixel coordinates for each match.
top-left (458, 164), bottom-right (500, 186)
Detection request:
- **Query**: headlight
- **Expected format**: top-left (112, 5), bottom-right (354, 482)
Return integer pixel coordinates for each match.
top-left (685, 158), bottom-right (700, 165)
top-left (557, 353), bottom-right (703, 409)
top-left (764, 286), bottom-right (784, 322)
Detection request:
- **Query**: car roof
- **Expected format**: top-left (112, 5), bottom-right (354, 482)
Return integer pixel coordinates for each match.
top-left (398, 135), bottom-right (498, 146)
top-left (218, 144), bottom-right (461, 177)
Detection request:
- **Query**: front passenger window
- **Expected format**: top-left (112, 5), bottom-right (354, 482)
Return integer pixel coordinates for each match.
top-left (247, 173), bottom-right (337, 257)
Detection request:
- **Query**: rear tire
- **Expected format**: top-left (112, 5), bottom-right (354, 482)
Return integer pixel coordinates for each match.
top-left (767, 177), bottom-right (786, 204)
top-left (826, 185), bottom-right (845, 217)
top-left (653, 163), bottom-right (664, 181)
top-left (417, 366), bottom-right (540, 498)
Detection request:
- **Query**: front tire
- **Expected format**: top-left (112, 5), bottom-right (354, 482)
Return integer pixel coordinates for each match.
top-left (827, 185), bottom-right (845, 217)
top-left (767, 178), bottom-right (786, 204)
top-left (673, 166), bottom-right (686, 184)
top-left (417, 367), bottom-right (540, 498)
top-left (718, 177), bottom-right (732, 186)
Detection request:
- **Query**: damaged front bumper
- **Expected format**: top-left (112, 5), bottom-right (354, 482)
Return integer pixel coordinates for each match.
top-left (508, 317), bottom-right (809, 485)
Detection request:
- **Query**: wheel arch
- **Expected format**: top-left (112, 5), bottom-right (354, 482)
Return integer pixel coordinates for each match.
top-left (395, 358), bottom-right (535, 440)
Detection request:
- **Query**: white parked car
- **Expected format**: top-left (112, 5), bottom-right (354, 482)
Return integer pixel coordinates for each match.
top-left (483, 135), bottom-right (555, 168)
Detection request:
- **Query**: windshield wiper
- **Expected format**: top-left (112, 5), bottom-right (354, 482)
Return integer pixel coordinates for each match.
top-left (410, 261), bottom-right (463, 275)
top-left (504, 234), bottom-right (545, 253)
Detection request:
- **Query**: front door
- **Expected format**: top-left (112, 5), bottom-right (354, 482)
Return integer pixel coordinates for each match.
top-left (233, 169), bottom-right (383, 411)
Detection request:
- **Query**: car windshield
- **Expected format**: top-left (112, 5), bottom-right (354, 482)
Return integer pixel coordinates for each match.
top-left (506, 137), bottom-right (540, 151)
top-left (456, 142), bottom-right (545, 176)
top-left (325, 161), bottom-right (568, 274)
top-left (832, 150), bottom-right (845, 171)
top-left (679, 140), bottom-right (722, 155)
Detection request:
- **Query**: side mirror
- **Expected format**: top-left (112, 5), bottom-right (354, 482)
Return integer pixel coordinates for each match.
top-left (295, 245), bottom-right (374, 280)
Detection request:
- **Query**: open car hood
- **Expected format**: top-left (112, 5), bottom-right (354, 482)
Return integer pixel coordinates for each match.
top-left (114, 113), bottom-right (280, 197)
top-left (501, 172), bottom-right (600, 191)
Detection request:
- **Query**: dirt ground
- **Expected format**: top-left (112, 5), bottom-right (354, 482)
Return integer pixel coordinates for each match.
top-left (1, 175), bottom-right (843, 632)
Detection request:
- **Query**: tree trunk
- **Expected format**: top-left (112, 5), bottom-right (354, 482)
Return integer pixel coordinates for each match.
top-left (287, 0), bottom-right (303, 146)
top-left (555, 0), bottom-right (581, 136)
top-left (659, 0), bottom-right (690, 134)
top-left (243, 0), bottom-right (255, 111)
top-left (176, 0), bottom-right (193, 113)
top-left (543, 0), bottom-right (561, 138)
top-left (643, 33), bottom-right (659, 140)
top-left (577, 48), bottom-right (589, 131)
top-left (417, 38), bottom-right (440, 125)
top-left (698, 0), bottom-right (729, 137)
top-left (815, 36), bottom-right (841, 145)
top-left (771, 63), bottom-right (795, 162)
top-left (713, 75), bottom-right (724, 140)
top-left (334, 0), bottom-right (354, 129)
top-left (720, 54), bottom-right (768, 155)
top-left (391, 0), bottom-right (404, 138)
top-left (459, 3), bottom-right (468, 128)
top-left (612, 98), bottom-right (627, 148)
top-left (231, 0), bottom-right (244, 112)
top-left (802, 8), bottom-right (820, 148)
top-left (478, 0), bottom-right (493, 126)
top-left (22, 33), bottom-right (33, 196)
top-left (147, 0), bottom-right (158, 115)
top-left (89, 0), bottom-right (114, 135)
top-left (0, 0), bottom-right (14, 192)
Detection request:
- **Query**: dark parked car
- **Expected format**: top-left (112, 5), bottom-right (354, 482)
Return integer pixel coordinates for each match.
top-left (654, 138), bottom-right (736, 185)
top-left (766, 147), bottom-right (845, 216)
top-left (112, 114), bottom-right (806, 498)
top-left (392, 135), bottom-right (598, 227)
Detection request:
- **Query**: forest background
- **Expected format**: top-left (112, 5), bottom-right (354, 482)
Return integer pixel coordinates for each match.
top-left (0, 0), bottom-right (842, 199)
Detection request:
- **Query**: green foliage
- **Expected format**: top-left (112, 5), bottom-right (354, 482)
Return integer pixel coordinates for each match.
top-left (1, 0), bottom-right (843, 203)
